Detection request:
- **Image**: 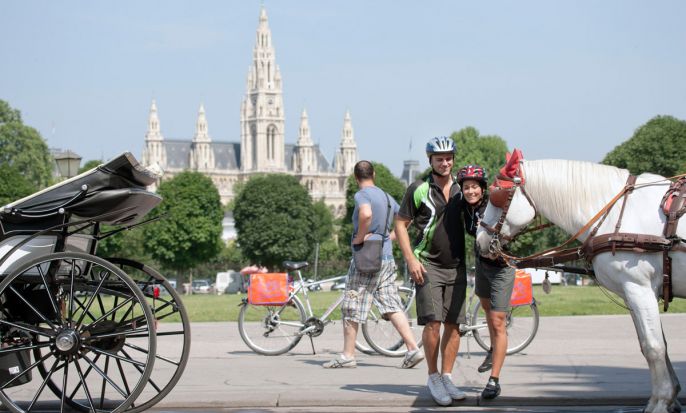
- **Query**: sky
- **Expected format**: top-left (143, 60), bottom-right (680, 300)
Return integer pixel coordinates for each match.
top-left (2, 1), bottom-right (685, 177)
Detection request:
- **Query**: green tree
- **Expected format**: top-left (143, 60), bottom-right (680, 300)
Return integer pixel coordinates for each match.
top-left (338, 162), bottom-right (406, 257)
top-left (312, 200), bottom-right (334, 243)
top-left (603, 115), bottom-right (686, 177)
top-left (233, 174), bottom-right (316, 270)
top-left (0, 164), bottom-right (37, 206)
top-left (451, 126), bottom-right (510, 184)
top-left (143, 171), bottom-right (224, 280)
top-left (0, 100), bottom-right (53, 188)
top-left (79, 159), bottom-right (102, 174)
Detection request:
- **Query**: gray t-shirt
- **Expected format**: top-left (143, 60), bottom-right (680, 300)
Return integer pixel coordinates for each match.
top-left (352, 186), bottom-right (399, 256)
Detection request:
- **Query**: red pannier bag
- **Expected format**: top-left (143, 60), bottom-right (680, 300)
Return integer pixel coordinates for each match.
top-left (247, 273), bottom-right (290, 305)
top-left (509, 269), bottom-right (533, 306)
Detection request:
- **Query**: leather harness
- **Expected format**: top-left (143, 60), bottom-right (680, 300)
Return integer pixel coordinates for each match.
top-left (482, 170), bottom-right (686, 311)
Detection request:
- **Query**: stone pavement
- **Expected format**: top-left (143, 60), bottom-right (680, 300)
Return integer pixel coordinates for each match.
top-left (151, 313), bottom-right (686, 410)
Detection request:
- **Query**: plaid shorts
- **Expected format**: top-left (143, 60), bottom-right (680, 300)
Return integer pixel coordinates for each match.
top-left (340, 258), bottom-right (405, 324)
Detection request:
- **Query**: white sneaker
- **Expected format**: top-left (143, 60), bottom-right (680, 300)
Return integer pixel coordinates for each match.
top-left (441, 374), bottom-right (467, 400)
top-left (400, 349), bottom-right (425, 369)
top-left (427, 373), bottom-right (452, 406)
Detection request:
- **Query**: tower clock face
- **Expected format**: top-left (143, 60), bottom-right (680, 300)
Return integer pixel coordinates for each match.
top-left (268, 98), bottom-right (274, 105)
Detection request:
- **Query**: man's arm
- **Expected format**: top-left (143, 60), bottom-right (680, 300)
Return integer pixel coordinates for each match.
top-left (394, 216), bottom-right (426, 285)
top-left (352, 203), bottom-right (372, 245)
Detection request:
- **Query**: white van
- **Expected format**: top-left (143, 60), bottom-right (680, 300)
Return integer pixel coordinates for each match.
top-left (522, 268), bottom-right (561, 285)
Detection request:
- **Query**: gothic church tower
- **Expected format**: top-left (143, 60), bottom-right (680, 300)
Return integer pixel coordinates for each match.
top-left (143, 100), bottom-right (166, 169)
top-left (240, 6), bottom-right (285, 172)
top-left (293, 109), bottom-right (318, 173)
top-left (190, 104), bottom-right (215, 171)
top-left (334, 110), bottom-right (358, 175)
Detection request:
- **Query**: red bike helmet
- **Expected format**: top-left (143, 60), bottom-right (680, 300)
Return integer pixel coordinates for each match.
top-left (457, 165), bottom-right (488, 188)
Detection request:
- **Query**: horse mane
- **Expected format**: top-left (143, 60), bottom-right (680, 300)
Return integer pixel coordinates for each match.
top-left (522, 159), bottom-right (630, 235)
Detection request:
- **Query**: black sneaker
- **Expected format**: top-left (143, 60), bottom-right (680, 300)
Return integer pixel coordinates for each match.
top-left (478, 350), bottom-right (493, 373)
top-left (481, 379), bottom-right (501, 400)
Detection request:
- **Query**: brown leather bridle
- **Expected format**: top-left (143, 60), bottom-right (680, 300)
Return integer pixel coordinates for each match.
top-left (479, 162), bottom-right (540, 257)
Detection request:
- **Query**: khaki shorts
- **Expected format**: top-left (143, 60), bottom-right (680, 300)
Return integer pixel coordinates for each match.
top-left (475, 257), bottom-right (515, 312)
top-left (341, 258), bottom-right (404, 324)
top-left (415, 261), bottom-right (467, 325)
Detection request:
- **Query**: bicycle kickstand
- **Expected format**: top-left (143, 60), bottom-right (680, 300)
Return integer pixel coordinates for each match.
top-left (309, 335), bottom-right (316, 355)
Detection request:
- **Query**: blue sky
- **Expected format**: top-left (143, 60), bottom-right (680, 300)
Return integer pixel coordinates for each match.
top-left (2, 1), bottom-right (685, 176)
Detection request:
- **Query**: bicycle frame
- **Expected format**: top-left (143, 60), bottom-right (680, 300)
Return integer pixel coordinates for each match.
top-left (287, 269), bottom-right (347, 336)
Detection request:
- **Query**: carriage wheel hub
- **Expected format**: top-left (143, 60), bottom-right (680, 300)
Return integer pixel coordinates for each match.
top-left (55, 329), bottom-right (80, 354)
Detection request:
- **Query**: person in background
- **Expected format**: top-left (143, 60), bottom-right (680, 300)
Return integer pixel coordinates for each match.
top-left (323, 160), bottom-right (424, 370)
top-left (457, 164), bottom-right (514, 400)
top-left (395, 137), bottom-right (468, 406)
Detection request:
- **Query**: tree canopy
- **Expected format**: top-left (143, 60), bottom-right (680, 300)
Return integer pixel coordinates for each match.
top-left (233, 174), bottom-right (317, 270)
top-left (143, 171), bottom-right (224, 274)
top-left (0, 100), bottom-right (53, 188)
top-left (0, 163), bottom-right (37, 206)
top-left (451, 126), bottom-right (510, 185)
top-left (603, 115), bottom-right (686, 177)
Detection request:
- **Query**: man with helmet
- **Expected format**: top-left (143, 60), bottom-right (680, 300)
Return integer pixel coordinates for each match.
top-left (395, 136), bottom-right (468, 406)
top-left (458, 164), bottom-right (514, 400)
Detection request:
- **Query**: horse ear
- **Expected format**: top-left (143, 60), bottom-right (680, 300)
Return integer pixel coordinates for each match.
top-left (500, 149), bottom-right (519, 178)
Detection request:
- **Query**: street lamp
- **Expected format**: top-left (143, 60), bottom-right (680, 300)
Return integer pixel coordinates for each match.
top-left (54, 150), bottom-right (82, 179)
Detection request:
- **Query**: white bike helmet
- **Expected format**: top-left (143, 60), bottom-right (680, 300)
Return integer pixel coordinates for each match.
top-left (426, 136), bottom-right (456, 158)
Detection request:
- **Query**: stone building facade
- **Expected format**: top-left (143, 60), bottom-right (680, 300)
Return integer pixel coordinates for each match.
top-left (142, 7), bottom-right (357, 217)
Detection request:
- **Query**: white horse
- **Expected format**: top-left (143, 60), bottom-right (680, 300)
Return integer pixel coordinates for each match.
top-left (475, 149), bottom-right (685, 413)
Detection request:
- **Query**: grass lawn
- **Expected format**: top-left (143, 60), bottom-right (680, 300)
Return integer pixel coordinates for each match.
top-left (169, 285), bottom-right (686, 323)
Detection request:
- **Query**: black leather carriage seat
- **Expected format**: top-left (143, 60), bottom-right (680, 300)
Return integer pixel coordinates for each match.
top-left (0, 152), bottom-right (162, 231)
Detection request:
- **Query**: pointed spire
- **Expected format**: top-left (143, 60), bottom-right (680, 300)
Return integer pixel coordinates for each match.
top-left (297, 108), bottom-right (313, 146)
top-left (340, 110), bottom-right (356, 146)
top-left (194, 104), bottom-right (210, 142)
top-left (145, 99), bottom-right (163, 141)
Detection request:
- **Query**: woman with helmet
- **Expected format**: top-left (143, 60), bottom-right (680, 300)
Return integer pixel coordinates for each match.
top-left (457, 164), bottom-right (515, 400)
top-left (396, 136), bottom-right (468, 406)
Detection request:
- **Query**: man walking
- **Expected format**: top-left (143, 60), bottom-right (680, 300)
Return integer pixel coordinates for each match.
top-left (323, 160), bottom-right (424, 369)
top-left (395, 137), bottom-right (468, 406)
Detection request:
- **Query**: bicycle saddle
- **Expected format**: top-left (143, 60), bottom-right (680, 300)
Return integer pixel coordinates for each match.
top-left (282, 261), bottom-right (308, 270)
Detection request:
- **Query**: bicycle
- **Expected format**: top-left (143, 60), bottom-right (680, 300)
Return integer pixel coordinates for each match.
top-left (237, 261), bottom-right (421, 356)
top-left (460, 284), bottom-right (540, 355)
top-left (365, 280), bottom-right (539, 357)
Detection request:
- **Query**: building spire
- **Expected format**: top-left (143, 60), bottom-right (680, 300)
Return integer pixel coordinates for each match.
top-left (194, 104), bottom-right (210, 142)
top-left (297, 108), bottom-right (313, 146)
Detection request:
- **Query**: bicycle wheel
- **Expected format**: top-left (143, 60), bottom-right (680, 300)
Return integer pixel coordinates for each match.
top-left (0, 252), bottom-right (156, 413)
top-left (106, 258), bottom-right (191, 413)
top-left (238, 295), bottom-right (306, 355)
top-left (361, 286), bottom-right (422, 357)
top-left (471, 298), bottom-right (539, 355)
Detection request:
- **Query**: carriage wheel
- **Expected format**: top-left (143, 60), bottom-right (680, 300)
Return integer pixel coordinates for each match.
top-left (106, 257), bottom-right (191, 413)
top-left (0, 252), bottom-right (156, 413)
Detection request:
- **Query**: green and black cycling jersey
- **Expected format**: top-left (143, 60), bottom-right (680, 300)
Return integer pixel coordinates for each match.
top-left (398, 174), bottom-right (466, 268)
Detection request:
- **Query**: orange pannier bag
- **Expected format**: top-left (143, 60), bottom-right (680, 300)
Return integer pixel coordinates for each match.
top-left (509, 269), bottom-right (533, 306)
top-left (247, 273), bottom-right (290, 305)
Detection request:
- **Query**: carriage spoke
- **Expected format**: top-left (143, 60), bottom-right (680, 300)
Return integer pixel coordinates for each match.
top-left (0, 341), bottom-right (51, 355)
top-left (26, 358), bottom-right (60, 413)
top-left (72, 295), bottom-right (99, 323)
top-left (0, 350), bottom-right (53, 390)
top-left (6, 285), bottom-right (59, 329)
top-left (67, 259), bottom-right (77, 325)
top-left (84, 326), bottom-right (150, 341)
top-left (74, 358), bottom-right (98, 413)
top-left (67, 353), bottom-right (101, 400)
top-left (83, 345), bottom-right (148, 368)
top-left (124, 341), bottom-right (179, 366)
top-left (74, 269), bottom-right (111, 328)
top-left (0, 319), bottom-right (55, 338)
top-left (59, 358), bottom-right (69, 413)
top-left (100, 355), bottom-right (110, 410)
top-left (37, 264), bottom-right (63, 327)
top-left (80, 354), bottom-right (129, 398)
top-left (121, 348), bottom-right (162, 392)
top-left (80, 296), bottom-right (135, 333)
top-left (115, 357), bottom-right (133, 400)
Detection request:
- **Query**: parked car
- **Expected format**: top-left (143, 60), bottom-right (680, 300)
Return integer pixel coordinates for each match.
top-left (330, 281), bottom-right (346, 291)
top-left (192, 279), bottom-right (213, 294)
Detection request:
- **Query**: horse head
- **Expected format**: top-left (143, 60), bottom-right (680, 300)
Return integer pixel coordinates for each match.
top-left (476, 149), bottom-right (537, 257)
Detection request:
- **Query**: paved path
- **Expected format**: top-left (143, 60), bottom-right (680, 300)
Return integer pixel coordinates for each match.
top-left (151, 313), bottom-right (686, 410)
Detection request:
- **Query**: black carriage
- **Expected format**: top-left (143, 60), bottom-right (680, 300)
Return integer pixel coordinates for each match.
top-left (0, 153), bottom-right (190, 413)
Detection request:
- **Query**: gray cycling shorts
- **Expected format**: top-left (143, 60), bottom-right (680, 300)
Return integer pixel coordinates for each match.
top-left (475, 258), bottom-right (515, 312)
top-left (415, 261), bottom-right (467, 326)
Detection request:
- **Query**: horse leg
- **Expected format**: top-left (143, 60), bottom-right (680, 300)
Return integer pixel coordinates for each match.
top-left (663, 326), bottom-right (682, 412)
top-left (624, 284), bottom-right (680, 413)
